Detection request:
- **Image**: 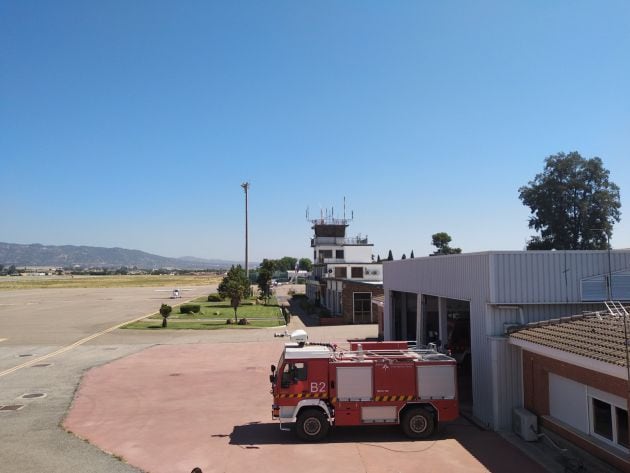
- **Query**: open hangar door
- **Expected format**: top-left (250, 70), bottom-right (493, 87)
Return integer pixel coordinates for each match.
top-left (422, 296), bottom-right (472, 416)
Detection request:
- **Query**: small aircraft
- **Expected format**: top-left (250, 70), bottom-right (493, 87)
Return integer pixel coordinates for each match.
top-left (155, 288), bottom-right (193, 299)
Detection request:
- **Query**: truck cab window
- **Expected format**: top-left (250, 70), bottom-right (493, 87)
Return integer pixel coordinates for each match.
top-left (281, 362), bottom-right (307, 386)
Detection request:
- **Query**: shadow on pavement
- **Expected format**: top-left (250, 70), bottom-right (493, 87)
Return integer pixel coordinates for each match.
top-left (286, 297), bottom-right (319, 327)
top-left (445, 421), bottom-right (547, 473)
top-left (227, 420), bottom-right (543, 472)
top-left (228, 421), bottom-right (457, 446)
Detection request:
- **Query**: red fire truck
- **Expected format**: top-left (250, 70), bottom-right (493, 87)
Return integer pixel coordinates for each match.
top-left (269, 330), bottom-right (459, 441)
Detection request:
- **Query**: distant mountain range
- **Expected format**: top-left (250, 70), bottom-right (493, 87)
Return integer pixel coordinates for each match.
top-left (0, 242), bottom-right (246, 269)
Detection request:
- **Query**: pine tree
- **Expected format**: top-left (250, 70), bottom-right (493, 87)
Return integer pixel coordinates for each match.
top-left (387, 250), bottom-right (393, 261)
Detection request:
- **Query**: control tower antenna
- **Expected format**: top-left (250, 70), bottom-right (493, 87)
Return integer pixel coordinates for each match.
top-left (307, 200), bottom-right (354, 226)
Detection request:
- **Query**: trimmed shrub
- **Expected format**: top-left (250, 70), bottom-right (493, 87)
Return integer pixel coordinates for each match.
top-left (237, 318), bottom-right (250, 325)
top-left (180, 304), bottom-right (201, 314)
top-left (226, 318), bottom-right (233, 324)
top-left (207, 293), bottom-right (223, 302)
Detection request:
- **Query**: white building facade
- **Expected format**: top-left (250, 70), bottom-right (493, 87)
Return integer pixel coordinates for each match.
top-left (305, 217), bottom-right (382, 317)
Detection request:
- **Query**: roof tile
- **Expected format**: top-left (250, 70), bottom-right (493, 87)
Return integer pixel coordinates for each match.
top-left (510, 309), bottom-right (630, 367)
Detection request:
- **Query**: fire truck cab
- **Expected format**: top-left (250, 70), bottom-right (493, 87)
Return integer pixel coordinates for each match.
top-left (270, 330), bottom-right (458, 441)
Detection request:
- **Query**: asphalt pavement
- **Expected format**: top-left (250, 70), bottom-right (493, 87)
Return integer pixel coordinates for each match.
top-left (0, 283), bottom-right (596, 473)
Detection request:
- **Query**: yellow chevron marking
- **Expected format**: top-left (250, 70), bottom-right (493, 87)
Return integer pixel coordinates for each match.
top-left (370, 395), bottom-right (416, 402)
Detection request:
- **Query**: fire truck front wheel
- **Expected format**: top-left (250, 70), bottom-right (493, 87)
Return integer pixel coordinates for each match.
top-left (296, 408), bottom-right (329, 441)
top-left (401, 407), bottom-right (435, 439)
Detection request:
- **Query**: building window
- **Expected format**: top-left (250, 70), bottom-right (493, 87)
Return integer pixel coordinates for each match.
top-left (593, 398), bottom-right (613, 440)
top-left (336, 250), bottom-right (344, 259)
top-left (351, 267), bottom-right (364, 278)
top-left (617, 407), bottom-right (629, 448)
top-left (353, 292), bottom-right (372, 324)
top-left (590, 396), bottom-right (629, 449)
top-left (319, 250), bottom-right (333, 261)
top-left (335, 267), bottom-right (347, 278)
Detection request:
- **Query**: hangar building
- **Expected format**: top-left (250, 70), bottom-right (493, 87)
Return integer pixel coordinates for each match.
top-left (383, 250), bottom-right (630, 430)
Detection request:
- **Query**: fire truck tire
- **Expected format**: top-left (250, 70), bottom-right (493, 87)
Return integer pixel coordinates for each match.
top-left (296, 408), bottom-right (329, 441)
top-left (401, 407), bottom-right (435, 439)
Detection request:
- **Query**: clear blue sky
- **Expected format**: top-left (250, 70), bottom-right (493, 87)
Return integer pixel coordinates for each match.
top-left (2, 1), bottom-right (629, 262)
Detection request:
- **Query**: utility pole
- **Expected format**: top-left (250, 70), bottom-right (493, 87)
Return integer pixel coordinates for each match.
top-left (241, 182), bottom-right (250, 287)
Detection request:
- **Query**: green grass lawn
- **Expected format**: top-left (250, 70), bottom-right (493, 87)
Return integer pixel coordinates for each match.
top-left (122, 295), bottom-right (286, 330)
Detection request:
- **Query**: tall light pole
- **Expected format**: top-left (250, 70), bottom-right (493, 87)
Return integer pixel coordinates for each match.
top-left (241, 182), bottom-right (250, 285)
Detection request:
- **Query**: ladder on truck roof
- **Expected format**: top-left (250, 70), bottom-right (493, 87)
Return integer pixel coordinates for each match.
top-left (332, 345), bottom-right (451, 362)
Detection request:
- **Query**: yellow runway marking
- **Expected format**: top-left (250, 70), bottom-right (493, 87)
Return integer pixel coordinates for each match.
top-left (0, 309), bottom-right (156, 379)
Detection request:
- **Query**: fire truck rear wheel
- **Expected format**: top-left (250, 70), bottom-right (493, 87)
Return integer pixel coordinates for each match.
top-left (296, 408), bottom-right (329, 441)
top-left (401, 407), bottom-right (435, 439)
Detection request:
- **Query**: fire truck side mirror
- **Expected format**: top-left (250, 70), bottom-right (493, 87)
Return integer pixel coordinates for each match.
top-left (271, 364), bottom-right (276, 373)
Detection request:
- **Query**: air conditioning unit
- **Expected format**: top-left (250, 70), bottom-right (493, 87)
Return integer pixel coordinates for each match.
top-left (513, 407), bottom-right (538, 441)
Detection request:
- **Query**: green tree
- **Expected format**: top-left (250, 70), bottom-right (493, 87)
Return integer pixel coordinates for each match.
top-left (431, 232), bottom-right (462, 255)
top-left (159, 304), bottom-right (172, 328)
top-left (218, 265), bottom-right (250, 323)
top-left (387, 250), bottom-right (393, 261)
top-left (298, 258), bottom-right (313, 271)
top-left (257, 259), bottom-right (275, 304)
top-left (410, 250), bottom-right (415, 259)
top-left (8, 264), bottom-right (17, 275)
top-left (519, 152), bottom-right (621, 250)
top-left (401, 254), bottom-right (406, 260)
top-left (376, 255), bottom-right (381, 263)
top-left (274, 256), bottom-right (298, 272)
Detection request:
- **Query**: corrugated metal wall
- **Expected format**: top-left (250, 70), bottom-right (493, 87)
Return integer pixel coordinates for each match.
top-left (490, 251), bottom-right (630, 304)
top-left (486, 303), bottom-right (606, 336)
top-left (490, 337), bottom-right (522, 430)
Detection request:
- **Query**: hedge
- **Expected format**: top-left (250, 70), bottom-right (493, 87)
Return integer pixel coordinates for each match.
top-left (180, 304), bottom-right (201, 314)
